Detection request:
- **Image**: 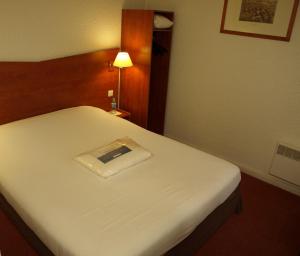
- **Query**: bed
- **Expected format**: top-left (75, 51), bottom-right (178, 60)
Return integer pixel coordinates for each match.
top-left (0, 106), bottom-right (241, 256)
top-left (0, 49), bottom-right (241, 255)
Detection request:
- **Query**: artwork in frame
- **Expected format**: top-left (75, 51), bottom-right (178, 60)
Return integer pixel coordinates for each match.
top-left (220, 0), bottom-right (299, 41)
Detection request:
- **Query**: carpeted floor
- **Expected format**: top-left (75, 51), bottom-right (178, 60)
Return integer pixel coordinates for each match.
top-left (1, 173), bottom-right (300, 256)
top-left (196, 173), bottom-right (300, 256)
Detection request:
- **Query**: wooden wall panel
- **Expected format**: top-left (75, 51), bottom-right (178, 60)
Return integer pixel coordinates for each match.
top-left (0, 49), bottom-right (118, 125)
top-left (120, 10), bottom-right (154, 128)
top-left (120, 10), bottom-right (173, 134)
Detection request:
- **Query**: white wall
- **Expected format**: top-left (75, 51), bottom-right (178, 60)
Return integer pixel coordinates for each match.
top-left (146, 0), bottom-right (300, 195)
top-left (0, 0), bottom-right (145, 61)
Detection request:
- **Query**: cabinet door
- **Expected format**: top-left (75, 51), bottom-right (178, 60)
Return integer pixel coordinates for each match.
top-left (120, 10), bottom-right (154, 128)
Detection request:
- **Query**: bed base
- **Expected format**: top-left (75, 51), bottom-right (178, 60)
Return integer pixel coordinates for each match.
top-left (166, 186), bottom-right (242, 255)
top-left (0, 186), bottom-right (241, 256)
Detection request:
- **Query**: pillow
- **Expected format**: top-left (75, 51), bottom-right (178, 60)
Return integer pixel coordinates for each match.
top-left (75, 137), bottom-right (152, 178)
top-left (154, 15), bottom-right (173, 29)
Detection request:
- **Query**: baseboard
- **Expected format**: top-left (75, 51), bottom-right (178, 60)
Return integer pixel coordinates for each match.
top-left (165, 133), bottom-right (300, 197)
top-left (237, 165), bottom-right (300, 196)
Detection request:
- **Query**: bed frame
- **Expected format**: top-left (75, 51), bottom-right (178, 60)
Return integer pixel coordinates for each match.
top-left (0, 48), bottom-right (242, 255)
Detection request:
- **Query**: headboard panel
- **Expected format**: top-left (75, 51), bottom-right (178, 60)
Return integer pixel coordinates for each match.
top-left (0, 48), bottom-right (118, 125)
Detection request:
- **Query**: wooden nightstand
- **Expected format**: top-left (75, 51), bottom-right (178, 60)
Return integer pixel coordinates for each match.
top-left (109, 109), bottom-right (131, 120)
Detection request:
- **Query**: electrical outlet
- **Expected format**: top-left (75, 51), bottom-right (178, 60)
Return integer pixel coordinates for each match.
top-left (108, 90), bottom-right (113, 97)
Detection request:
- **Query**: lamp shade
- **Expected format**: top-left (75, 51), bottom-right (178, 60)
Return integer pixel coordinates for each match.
top-left (113, 52), bottom-right (133, 68)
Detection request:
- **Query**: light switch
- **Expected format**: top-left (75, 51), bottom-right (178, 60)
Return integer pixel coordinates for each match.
top-left (108, 90), bottom-right (114, 97)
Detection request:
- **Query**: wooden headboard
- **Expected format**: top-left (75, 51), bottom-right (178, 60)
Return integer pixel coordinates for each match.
top-left (0, 48), bottom-right (119, 125)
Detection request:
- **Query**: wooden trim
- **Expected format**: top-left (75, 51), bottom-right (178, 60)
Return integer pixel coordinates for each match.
top-left (220, 0), bottom-right (299, 42)
top-left (287, 0), bottom-right (300, 40)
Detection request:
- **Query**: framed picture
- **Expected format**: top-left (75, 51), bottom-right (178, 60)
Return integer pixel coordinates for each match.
top-left (220, 0), bottom-right (299, 41)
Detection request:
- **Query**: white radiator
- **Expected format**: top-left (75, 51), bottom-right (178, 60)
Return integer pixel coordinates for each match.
top-left (269, 142), bottom-right (300, 187)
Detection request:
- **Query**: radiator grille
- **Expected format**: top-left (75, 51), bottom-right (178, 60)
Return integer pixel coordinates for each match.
top-left (270, 142), bottom-right (300, 187)
top-left (277, 144), bottom-right (300, 162)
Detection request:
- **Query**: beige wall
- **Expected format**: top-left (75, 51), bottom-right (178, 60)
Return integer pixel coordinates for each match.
top-left (146, 1), bottom-right (300, 195)
top-left (0, 0), bottom-right (145, 61)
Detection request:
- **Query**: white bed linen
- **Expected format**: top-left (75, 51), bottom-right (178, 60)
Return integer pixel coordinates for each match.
top-left (0, 106), bottom-right (240, 256)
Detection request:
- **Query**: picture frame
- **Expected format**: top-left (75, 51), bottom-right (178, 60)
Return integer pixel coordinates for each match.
top-left (220, 0), bottom-right (299, 41)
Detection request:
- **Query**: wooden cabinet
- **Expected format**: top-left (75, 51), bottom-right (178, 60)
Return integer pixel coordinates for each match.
top-left (120, 9), bottom-right (173, 135)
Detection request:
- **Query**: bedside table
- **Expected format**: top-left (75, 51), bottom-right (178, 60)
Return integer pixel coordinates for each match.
top-left (109, 109), bottom-right (131, 120)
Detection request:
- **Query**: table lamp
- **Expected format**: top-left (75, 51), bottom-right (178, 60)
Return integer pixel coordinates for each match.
top-left (113, 52), bottom-right (133, 108)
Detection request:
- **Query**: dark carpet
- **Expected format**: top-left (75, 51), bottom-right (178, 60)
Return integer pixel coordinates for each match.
top-left (1, 173), bottom-right (300, 256)
top-left (196, 173), bottom-right (300, 256)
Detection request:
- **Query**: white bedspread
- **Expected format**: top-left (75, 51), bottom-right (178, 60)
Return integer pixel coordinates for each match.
top-left (0, 106), bottom-right (240, 256)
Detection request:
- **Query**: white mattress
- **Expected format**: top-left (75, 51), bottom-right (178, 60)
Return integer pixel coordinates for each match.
top-left (0, 106), bottom-right (240, 256)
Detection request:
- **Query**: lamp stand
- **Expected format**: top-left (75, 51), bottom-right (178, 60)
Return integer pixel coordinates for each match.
top-left (117, 68), bottom-right (121, 108)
